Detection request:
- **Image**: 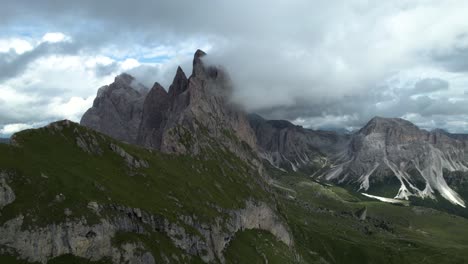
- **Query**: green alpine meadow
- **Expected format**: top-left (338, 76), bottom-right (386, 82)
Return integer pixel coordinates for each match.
top-left (2, 2), bottom-right (468, 263)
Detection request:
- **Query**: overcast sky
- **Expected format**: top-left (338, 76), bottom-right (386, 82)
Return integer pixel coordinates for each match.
top-left (2, 0), bottom-right (468, 136)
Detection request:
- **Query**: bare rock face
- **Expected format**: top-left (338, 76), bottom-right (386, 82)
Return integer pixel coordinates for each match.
top-left (324, 117), bottom-right (468, 207)
top-left (109, 143), bottom-right (149, 169)
top-left (155, 50), bottom-right (256, 157)
top-left (248, 114), bottom-right (349, 172)
top-left (81, 51), bottom-right (258, 163)
top-left (0, 198), bottom-right (290, 264)
top-left (81, 73), bottom-right (148, 144)
top-left (0, 172), bottom-right (15, 209)
top-left (0, 215), bottom-right (156, 264)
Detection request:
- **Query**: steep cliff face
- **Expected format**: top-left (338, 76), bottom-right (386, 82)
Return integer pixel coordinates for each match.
top-left (136, 82), bottom-right (171, 150)
top-left (0, 173), bottom-right (15, 210)
top-left (164, 51), bottom-right (257, 158)
top-left (0, 120), bottom-right (292, 263)
top-left (0, 200), bottom-right (290, 264)
top-left (138, 50), bottom-right (257, 159)
top-left (248, 114), bottom-right (349, 172)
top-left (81, 51), bottom-right (258, 164)
top-left (324, 117), bottom-right (468, 207)
top-left (81, 73), bottom-right (149, 144)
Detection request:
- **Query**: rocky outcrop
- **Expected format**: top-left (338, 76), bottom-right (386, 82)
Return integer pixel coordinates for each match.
top-left (323, 117), bottom-right (468, 207)
top-left (109, 143), bottom-right (149, 169)
top-left (75, 130), bottom-right (103, 155)
top-left (176, 200), bottom-right (292, 263)
top-left (108, 201), bottom-right (291, 263)
top-left (0, 200), bottom-right (291, 264)
top-left (248, 114), bottom-right (349, 172)
top-left (0, 215), bottom-right (155, 264)
top-left (0, 172), bottom-right (15, 209)
top-left (355, 207), bottom-right (367, 221)
top-left (81, 73), bottom-right (148, 144)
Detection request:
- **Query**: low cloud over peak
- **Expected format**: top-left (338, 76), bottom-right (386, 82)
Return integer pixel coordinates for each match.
top-left (2, 1), bottom-right (468, 135)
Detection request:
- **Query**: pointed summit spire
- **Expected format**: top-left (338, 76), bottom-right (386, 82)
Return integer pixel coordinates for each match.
top-left (192, 49), bottom-right (207, 77)
top-left (194, 49), bottom-right (207, 58)
top-left (150, 82), bottom-right (168, 96)
top-left (168, 66), bottom-right (188, 97)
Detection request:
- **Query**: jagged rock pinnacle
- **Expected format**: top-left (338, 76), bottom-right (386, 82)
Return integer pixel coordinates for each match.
top-left (194, 49), bottom-right (207, 58)
top-left (168, 66), bottom-right (188, 97)
top-left (192, 49), bottom-right (207, 77)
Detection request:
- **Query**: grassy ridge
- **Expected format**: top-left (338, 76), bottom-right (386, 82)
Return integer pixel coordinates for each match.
top-left (0, 121), bottom-right (271, 262)
top-left (1, 121), bottom-right (468, 263)
top-left (0, 121), bottom-right (269, 225)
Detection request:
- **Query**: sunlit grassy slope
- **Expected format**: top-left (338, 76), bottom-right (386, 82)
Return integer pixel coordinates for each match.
top-left (0, 121), bottom-right (272, 263)
top-left (1, 121), bottom-right (468, 263)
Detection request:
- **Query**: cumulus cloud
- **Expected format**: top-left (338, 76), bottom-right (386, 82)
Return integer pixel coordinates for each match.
top-left (409, 78), bottom-right (449, 96)
top-left (0, 38), bottom-right (33, 54)
top-left (0, 123), bottom-right (34, 135)
top-left (0, 40), bottom-right (82, 81)
top-left (1, 1), bottom-right (468, 133)
top-left (41, 32), bottom-right (71, 43)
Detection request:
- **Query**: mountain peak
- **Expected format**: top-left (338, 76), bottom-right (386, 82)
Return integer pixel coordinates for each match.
top-left (168, 66), bottom-right (188, 97)
top-left (81, 72), bottom-right (147, 144)
top-left (194, 49), bottom-right (207, 58)
top-left (267, 120), bottom-right (296, 130)
top-left (114, 72), bottom-right (135, 84)
top-left (150, 82), bottom-right (167, 95)
top-left (360, 116), bottom-right (420, 135)
top-left (193, 49), bottom-right (207, 77)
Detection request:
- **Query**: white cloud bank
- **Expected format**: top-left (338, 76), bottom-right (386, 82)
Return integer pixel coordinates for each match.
top-left (2, 1), bottom-right (468, 134)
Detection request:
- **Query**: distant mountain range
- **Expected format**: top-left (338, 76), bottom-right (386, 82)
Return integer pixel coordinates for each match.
top-left (1, 50), bottom-right (468, 263)
top-left (81, 55), bottom-right (468, 208)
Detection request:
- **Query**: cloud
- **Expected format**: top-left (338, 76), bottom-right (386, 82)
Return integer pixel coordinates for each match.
top-left (0, 40), bottom-right (82, 81)
top-left (1, 1), bottom-right (468, 133)
top-left (0, 123), bottom-right (34, 136)
top-left (0, 53), bottom-right (116, 127)
top-left (0, 38), bottom-right (33, 54)
top-left (41, 32), bottom-right (71, 43)
top-left (411, 78), bottom-right (449, 95)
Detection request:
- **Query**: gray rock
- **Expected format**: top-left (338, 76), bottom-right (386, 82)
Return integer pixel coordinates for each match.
top-left (109, 143), bottom-right (149, 169)
top-left (137, 50), bottom-right (258, 164)
top-left (355, 207), bottom-right (367, 221)
top-left (137, 82), bottom-right (170, 150)
top-left (76, 133), bottom-right (102, 155)
top-left (118, 242), bottom-right (155, 264)
top-left (81, 73), bottom-right (148, 144)
top-left (324, 117), bottom-right (468, 207)
top-left (80, 51), bottom-right (259, 168)
top-left (87, 201), bottom-right (100, 214)
top-left (108, 200), bottom-right (291, 263)
top-left (0, 215), bottom-right (155, 264)
top-left (0, 199), bottom-right (291, 264)
top-left (0, 173), bottom-right (15, 209)
top-left (64, 208), bottom-right (73, 216)
top-left (248, 114), bottom-right (349, 172)
top-left (55, 193), bottom-right (66, 202)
